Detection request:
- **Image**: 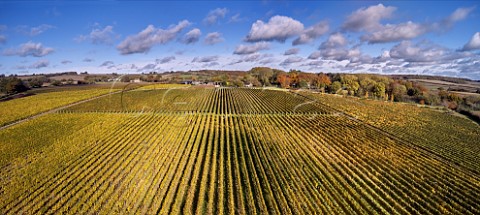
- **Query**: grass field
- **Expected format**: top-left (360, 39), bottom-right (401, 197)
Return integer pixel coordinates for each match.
top-left (0, 88), bottom-right (479, 214)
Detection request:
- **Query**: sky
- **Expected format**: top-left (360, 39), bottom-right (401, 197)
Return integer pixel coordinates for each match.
top-left (0, 1), bottom-right (479, 79)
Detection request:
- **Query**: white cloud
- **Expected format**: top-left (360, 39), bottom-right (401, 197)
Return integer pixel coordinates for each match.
top-left (320, 32), bottom-right (347, 49)
top-left (284, 48), bottom-right (299, 55)
top-left (361, 22), bottom-right (427, 44)
top-left (233, 42), bottom-right (270, 55)
top-left (192, 55), bottom-right (219, 63)
top-left (61, 60), bottom-right (72, 64)
top-left (16, 24), bottom-right (55, 36)
top-left (462, 32), bottom-right (480, 51)
top-left (308, 51), bottom-right (322, 60)
top-left (204, 32), bottom-right (224, 45)
top-left (342, 4), bottom-right (396, 32)
top-left (181, 28), bottom-right (201, 44)
top-left (293, 21), bottom-right (329, 45)
top-left (230, 53), bottom-right (272, 64)
top-left (389, 40), bottom-right (467, 63)
top-left (245, 15), bottom-right (304, 42)
top-left (100, 61), bottom-right (114, 67)
top-left (280, 56), bottom-right (303, 66)
top-left (76, 25), bottom-right (118, 45)
top-left (444, 7), bottom-right (475, 25)
top-left (29, 59), bottom-right (49, 69)
top-left (138, 63), bottom-right (157, 72)
top-left (204, 8), bottom-right (228, 25)
top-left (156, 56), bottom-right (176, 64)
top-left (229, 13), bottom-right (246, 23)
top-left (317, 33), bottom-right (372, 63)
top-left (117, 20), bottom-right (191, 55)
top-left (3, 41), bottom-right (54, 57)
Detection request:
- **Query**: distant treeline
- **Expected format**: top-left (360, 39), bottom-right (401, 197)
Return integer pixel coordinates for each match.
top-left (3, 68), bottom-right (480, 122)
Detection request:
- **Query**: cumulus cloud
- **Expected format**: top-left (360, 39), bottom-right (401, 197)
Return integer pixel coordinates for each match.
top-left (3, 41), bottom-right (54, 57)
top-left (204, 8), bottom-right (228, 25)
top-left (156, 56), bottom-right (176, 64)
top-left (389, 40), bottom-right (467, 63)
top-left (233, 42), bottom-right (270, 55)
top-left (361, 22), bottom-right (427, 44)
top-left (76, 25), bottom-right (118, 45)
top-left (320, 32), bottom-right (348, 49)
top-left (204, 32), bottom-right (224, 45)
top-left (117, 20), bottom-right (191, 55)
top-left (284, 48), bottom-right (299, 55)
top-left (61, 60), bottom-right (72, 64)
top-left (83, 58), bottom-right (94, 62)
top-left (461, 32), bottom-right (480, 51)
top-left (317, 33), bottom-right (372, 63)
top-left (245, 15), bottom-right (304, 43)
top-left (29, 59), bottom-right (49, 69)
top-left (280, 56), bottom-right (304, 66)
top-left (100, 61), bottom-right (114, 67)
top-left (342, 4), bottom-right (396, 32)
top-left (192, 55), bottom-right (219, 63)
top-left (293, 21), bottom-right (329, 45)
top-left (181, 28), bottom-right (201, 44)
top-left (16, 24), bottom-right (55, 36)
top-left (345, 5), bottom-right (473, 44)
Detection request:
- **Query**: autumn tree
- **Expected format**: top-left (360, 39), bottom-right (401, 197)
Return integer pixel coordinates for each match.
top-left (313, 73), bottom-right (331, 92)
top-left (277, 73), bottom-right (290, 88)
top-left (340, 75), bottom-right (359, 96)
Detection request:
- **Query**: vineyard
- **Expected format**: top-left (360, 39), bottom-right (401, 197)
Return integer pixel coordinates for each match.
top-left (0, 89), bottom-right (116, 127)
top-left (301, 92), bottom-right (480, 173)
top-left (1, 88), bottom-right (479, 214)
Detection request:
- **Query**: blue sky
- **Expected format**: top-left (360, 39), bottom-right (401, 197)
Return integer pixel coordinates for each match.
top-left (0, 1), bottom-right (479, 79)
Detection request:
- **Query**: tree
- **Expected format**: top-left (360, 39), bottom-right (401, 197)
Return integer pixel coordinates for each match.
top-left (288, 69), bottom-right (300, 87)
top-left (249, 67), bottom-right (273, 86)
top-left (28, 77), bottom-right (47, 88)
top-left (5, 78), bottom-right (29, 93)
top-left (121, 76), bottom-right (131, 82)
top-left (277, 73), bottom-right (290, 88)
top-left (299, 80), bottom-right (309, 88)
top-left (359, 77), bottom-right (375, 97)
top-left (51, 80), bottom-right (62, 86)
top-left (372, 82), bottom-right (386, 98)
top-left (391, 82), bottom-right (407, 101)
top-left (341, 75), bottom-right (359, 96)
top-left (313, 73), bottom-right (331, 92)
top-left (330, 81), bottom-right (342, 94)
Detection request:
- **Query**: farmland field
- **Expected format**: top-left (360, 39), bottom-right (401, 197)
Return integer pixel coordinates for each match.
top-left (0, 89), bottom-right (117, 127)
top-left (1, 88), bottom-right (479, 214)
